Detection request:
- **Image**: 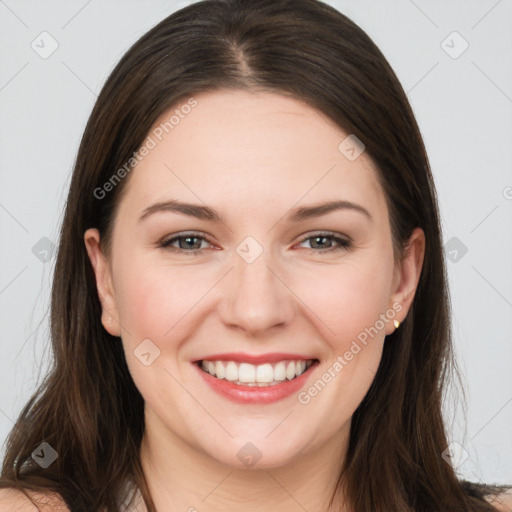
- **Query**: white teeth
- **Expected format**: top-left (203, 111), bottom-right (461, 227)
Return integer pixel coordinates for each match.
top-left (225, 361), bottom-right (238, 381)
top-left (238, 363), bottom-right (256, 383)
top-left (256, 363), bottom-right (274, 383)
top-left (286, 361), bottom-right (296, 380)
top-left (274, 362), bottom-right (286, 381)
top-left (199, 359), bottom-right (314, 385)
top-left (215, 361), bottom-right (225, 379)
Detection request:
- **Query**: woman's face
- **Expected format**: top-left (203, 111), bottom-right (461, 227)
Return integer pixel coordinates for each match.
top-left (85, 89), bottom-right (424, 469)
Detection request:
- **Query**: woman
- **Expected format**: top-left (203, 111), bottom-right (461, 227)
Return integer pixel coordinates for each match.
top-left (0, 0), bottom-right (510, 510)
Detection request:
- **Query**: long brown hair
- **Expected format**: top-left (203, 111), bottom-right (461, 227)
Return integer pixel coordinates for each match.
top-left (1, 1), bottom-right (509, 510)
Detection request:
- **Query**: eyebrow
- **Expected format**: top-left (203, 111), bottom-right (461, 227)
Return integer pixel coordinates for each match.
top-left (138, 199), bottom-right (373, 223)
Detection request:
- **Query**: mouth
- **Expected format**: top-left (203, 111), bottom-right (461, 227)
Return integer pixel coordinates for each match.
top-left (193, 355), bottom-right (319, 404)
top-left (197, 358), bottom-right (316, 386)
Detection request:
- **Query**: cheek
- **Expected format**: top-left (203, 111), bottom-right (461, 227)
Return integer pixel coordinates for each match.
top-left (113, 255), bottom-right (216, 342)
top-left (289, 255), bottom-right (394, 346)
top-left (291, 264), bottom-right (392, 429)
top-left (292, 254), bottom-right (394, 413)
top-left (112, 261), bottom-right (210, 398)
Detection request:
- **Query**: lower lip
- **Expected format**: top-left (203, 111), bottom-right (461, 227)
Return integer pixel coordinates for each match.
top-left (194, 361), bottom-right (318, 404)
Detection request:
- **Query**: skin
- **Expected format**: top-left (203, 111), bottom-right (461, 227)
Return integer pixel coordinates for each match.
top-left (84, 89), bottom-right (425, 512)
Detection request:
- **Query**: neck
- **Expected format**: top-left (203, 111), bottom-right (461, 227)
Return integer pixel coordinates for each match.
top-left (138, 406), bottom-right (351, 512)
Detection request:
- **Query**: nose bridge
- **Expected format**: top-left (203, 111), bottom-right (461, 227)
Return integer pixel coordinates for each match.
top-left (219, 237), bottom-right (294, 333)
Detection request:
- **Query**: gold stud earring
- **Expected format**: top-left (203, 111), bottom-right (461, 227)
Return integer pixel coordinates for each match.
top-left (393, 319), bottom-right (400, 329)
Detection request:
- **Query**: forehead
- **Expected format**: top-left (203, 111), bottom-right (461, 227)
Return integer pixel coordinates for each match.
top-left (117, 89), bottom-right (386, 222)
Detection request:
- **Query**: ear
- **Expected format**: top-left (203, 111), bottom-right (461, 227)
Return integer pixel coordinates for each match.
top-left (84, 228), bottom-right (121, 337)
top-left (385, 227), bottom-right (425, 335)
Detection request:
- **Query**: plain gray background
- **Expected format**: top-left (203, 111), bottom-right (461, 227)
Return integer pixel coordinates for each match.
top-left (1, 0), bottom-right (511, 486)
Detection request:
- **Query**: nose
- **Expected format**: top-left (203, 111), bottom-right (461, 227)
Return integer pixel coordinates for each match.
top-left (218, 248), bottom-right (295, 336)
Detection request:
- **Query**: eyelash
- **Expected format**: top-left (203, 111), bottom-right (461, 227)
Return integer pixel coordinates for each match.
top-left (159, 231), bottom-right (352, 255)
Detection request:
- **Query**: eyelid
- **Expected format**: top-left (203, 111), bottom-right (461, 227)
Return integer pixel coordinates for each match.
top-left (296, 230), bottom-right (351, 242)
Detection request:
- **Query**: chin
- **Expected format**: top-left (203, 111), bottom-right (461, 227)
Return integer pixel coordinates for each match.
top-left (201, 434), bottom-right (309, 471)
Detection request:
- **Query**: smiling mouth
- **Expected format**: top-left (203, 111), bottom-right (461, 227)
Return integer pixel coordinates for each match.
top-left (197, 359), bottom-right (317, 387)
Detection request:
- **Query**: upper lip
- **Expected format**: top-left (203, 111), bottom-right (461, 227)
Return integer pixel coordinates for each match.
top-left (194, 352), bottom-right (317, 365)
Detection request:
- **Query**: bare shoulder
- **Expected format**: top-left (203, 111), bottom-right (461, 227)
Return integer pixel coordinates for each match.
top-left (485, 488), bottom-right (512, 512)
top-left (0, 488), bottom-right (70, 511)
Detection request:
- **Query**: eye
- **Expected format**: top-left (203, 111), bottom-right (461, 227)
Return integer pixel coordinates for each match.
top-left (159, 232), bottom-right (212, 254)
top-left (296, 232), bottom-right (352, 253)
top-left (158, 231), bottom-right (352, 255)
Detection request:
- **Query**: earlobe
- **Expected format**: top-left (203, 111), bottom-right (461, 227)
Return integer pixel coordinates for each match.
top-left (386, 227), bottom-right (425, 335)
top-left (83, 228), bottom-right (121, 337)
